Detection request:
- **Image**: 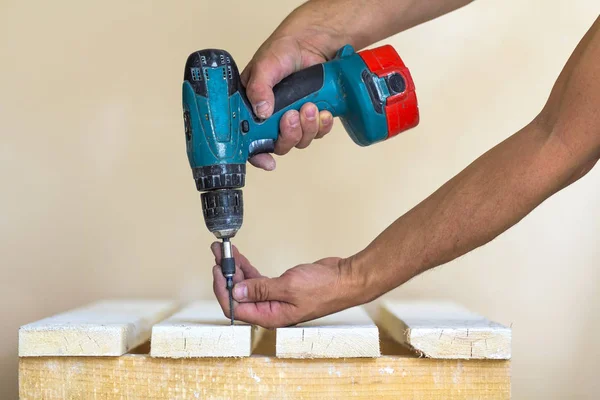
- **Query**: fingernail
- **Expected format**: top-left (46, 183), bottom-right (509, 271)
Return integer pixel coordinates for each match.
top-left (322, 114), bottom-right (332, 125)
top-left (233, 284), bottom-right (248, 300)
top-left (305, 106), bottom-right (317, 121)
top-left (255, 101), bottom-right (269, 118)
top-left (288, 112), bottom-right (300, 128)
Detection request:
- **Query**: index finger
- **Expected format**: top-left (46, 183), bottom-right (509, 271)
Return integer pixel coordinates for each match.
top-left (234, 301), bottom-right (298, 329)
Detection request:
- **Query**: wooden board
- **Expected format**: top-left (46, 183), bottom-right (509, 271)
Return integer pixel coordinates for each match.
top-left (150, 301), bottom-right (263, 358)
top-left (276, 306), bottom-right (380, 358)
top-left (19, 353), bottom-right (510, 399)
top-left (378, 301), bottom-right (511, 359)
top-left (18, 300), bottom-right (178, 357)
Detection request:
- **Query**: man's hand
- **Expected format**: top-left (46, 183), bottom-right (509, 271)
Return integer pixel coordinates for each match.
top-left (244, 34), bottom-right (337, 171)
top-left (210, 243), bottom-right (366, 328)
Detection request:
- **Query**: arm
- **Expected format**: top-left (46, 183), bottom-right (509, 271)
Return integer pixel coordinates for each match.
top-left (243, 0), bottom-right (474, 170)
top-left (276, 0), bottom-right (475, 51)
top-left (212, 17), bottom-right (600, 328)
top-left (352, 16), bottom-right (600, 299)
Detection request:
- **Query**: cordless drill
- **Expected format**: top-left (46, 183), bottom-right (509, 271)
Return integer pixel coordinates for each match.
top-left (182, 44), bottom-right (419, 324)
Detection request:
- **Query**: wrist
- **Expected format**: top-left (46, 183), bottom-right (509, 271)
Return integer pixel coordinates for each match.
top-left (344, 239), bottom-right (417, 305)
top-left (272, 3), bottom-right (362, 58)
top-left (340, 249), bottom-right (383, 306)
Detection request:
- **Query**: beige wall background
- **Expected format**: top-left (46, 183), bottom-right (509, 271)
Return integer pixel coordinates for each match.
top-left (1, 0), bottom-right (599, 398)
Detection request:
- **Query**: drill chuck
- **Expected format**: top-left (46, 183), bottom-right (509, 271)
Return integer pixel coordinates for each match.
top-left (192, 164), bottom-right (245, 191)
top-left (192, 164), bottom-right (245, 239)
top-left (201, 189), bottom-right (244, 239)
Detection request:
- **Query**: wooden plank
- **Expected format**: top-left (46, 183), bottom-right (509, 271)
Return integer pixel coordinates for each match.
top-left (276, 306), bottom-right (380, 359)
top-left (19, 354), bottom-right (510, 399)
top-left (18, 300), bottom-right (178, 357)
top-left (150, 301), bottom-right (263, 358)
top-left (378, 301), bottom-right (511, 359)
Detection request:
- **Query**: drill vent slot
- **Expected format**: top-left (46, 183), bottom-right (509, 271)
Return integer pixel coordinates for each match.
top-left (227, 66), bottom-right (232, 79)
top-left (191, 68), bottom-right (201, 81)
top-left (200, 56), bottom-right (206, 65)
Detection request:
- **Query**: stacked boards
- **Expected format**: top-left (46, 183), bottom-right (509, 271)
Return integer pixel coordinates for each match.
top-left (19, 299), bottom-right (511, 399)
top-left (19, 300), bottom-right (382, 359)
top-left (19, 299), bottom-right (511, 359)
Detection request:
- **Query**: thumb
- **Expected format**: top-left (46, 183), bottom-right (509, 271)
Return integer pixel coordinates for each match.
top-left (233, 277), bottom-right (287, 302)
top-left (245, 53), bottom-right (299, 119)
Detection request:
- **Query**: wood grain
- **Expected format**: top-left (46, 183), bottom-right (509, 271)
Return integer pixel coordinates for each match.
top-left (19, 354), bottom-right (510, 399)
top-left (18, 300), bottom-right (178, 357)
top-left (378, 301), bottom-right (511, 359)
top-left (150, 301), bottom-right (263, 358)
top-left (276, 306), bottom-right (380, 359)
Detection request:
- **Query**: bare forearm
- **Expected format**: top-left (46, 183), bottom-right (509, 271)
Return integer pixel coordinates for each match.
top-left (273, 0), bottom-right (475, 55)
top-left (350, 17), bottom-right (600, 299)
top-left (354, 120), bottom-right (581, 296)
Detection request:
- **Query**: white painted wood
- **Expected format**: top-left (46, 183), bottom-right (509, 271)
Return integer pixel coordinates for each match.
top-left (378, 301), bottom-right (511, 359)
top-left (150, 301), bottom-right (263, 358)
top-left (19, 299), bottom-right (178, 356)
top-left (276, 306), bottom-right (380, 359)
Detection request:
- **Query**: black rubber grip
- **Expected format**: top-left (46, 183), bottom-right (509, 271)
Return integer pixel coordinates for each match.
top-left (272, 64), bottom-right (325, 114)
top-left (248, 139), bottom-right (275, 157)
